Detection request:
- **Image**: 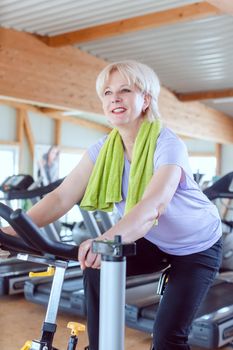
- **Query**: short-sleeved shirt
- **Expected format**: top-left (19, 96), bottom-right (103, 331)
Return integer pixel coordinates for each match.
top-left (88, 127), bottom-right (222, 256)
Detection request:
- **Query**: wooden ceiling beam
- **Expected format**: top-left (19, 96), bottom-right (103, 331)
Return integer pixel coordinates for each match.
top-left (23, 110), bottom-right (35, 159)
top-left (207, 0), bottom-right (233, 15)
top-left (42, 2), bottom-right (221, 47)
top-left (176, 88), bottom-right (233, 101)
top-left (0, 28), bottom-right (232, 143)
top-left (54, 119), bottom-right (62, 146)
top-left (159, 89), bottom-right (233, 144)
top-left (0, 98), bottom-right (110, 133)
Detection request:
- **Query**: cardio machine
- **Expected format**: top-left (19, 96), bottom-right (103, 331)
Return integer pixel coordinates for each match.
top-left (0, 202), bottom-right (136, 350)
top-left (0, 175), bottom-right (70, 295)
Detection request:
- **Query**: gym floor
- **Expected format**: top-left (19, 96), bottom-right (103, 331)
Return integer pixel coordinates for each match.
top-left (0, 295), bottom-right (232, 350)
top-left (0, 295), bottom-right (151, 350)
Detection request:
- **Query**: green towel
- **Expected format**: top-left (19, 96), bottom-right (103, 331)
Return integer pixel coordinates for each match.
top-left (80, 120), bottom-right (162, 214)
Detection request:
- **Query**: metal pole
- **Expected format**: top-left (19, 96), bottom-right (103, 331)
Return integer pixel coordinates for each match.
top-left (92, 236), bottom-right (136, 350)
top-left (99, 258), bottom-right (126, 350)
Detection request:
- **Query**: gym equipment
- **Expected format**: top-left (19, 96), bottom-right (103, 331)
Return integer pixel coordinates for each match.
top-left (0, 203), bottom-right (83, 350)
top-left (23, 208), bottom-right (115, 317)
top-left (203, 172), bottom-right (233, 272)
top-left (0, 175), bottom-right (45, 295)
top-left (0, 175), bottom-right (66, 295)
top-left (0, 174), bottom-right (34, 193)
top-left (93, 237), bottom-right (136, 350)
top-left (24, 207), bottom-right (161, 321)
top-left (0, 202), bottom-right (135, 350)
top-left (203, 171), bottom-right (233, 200)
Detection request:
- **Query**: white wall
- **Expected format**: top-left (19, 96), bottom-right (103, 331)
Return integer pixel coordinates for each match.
top-left (221, 144), bottom-right (233, 175)
top-left (61, 122), bottom-right (105, 148)
top-left (183, 138), bottom-right (215, 154)
top-left (0, 105), bottom-right (17, 140)
top-left (29, 112), bottom-right (55, 144)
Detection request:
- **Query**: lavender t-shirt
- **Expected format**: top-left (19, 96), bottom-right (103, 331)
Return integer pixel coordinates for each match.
top-left (88, 127), bottom-right (222, 256)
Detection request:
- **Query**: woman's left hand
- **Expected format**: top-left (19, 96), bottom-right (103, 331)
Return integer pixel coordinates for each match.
top-left (78, 238), bottom-right (101, 270)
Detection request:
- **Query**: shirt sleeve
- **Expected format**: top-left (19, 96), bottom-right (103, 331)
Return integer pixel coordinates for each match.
top-left (87, 135), bottom-right (108, 163)
top-left (153, 128), bottom-right (193, 188)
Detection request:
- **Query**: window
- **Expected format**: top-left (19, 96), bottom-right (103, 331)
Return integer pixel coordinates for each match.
top-left (0, 146), bottom-right (19, 185)
top-left (189, 156), bottom-right (217, 184)
top-left (59, 150), bottom-right (84, 178)
top-left (59, 149), bottom-right (85, 224)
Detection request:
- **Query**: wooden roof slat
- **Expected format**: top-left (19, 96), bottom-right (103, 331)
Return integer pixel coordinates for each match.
top-left (42, 2), bottom-right (221, 47)
top-left (176, 88), bottom-right (233, 101)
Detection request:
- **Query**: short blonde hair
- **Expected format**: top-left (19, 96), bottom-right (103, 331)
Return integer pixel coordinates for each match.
top-left (96, 60), bottom-right (161, 122)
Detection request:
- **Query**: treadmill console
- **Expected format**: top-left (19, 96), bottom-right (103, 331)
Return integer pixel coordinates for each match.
top-left (0, 175), bottom-right (34, 192)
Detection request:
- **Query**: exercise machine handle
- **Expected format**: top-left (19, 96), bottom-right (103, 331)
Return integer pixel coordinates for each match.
top-left (10, 209), bottom-right (79, 260)
top-left (0, 202), bottom-right (39, 249)
top-left (5, 178), bottom-right (63, 200)
top-left (0, 228), bottom-right (41, 255)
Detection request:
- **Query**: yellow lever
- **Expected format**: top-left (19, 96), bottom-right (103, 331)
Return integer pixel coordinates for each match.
top-left (29, 266), bottom-right (55, 278)
top-left (67, 322), bottom-right (86, 336)
top-left (20, 340), bottom-right (32, 350)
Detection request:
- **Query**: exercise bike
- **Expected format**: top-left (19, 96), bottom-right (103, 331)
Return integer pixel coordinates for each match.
top-left (0, 202), bottom-right (136, 350)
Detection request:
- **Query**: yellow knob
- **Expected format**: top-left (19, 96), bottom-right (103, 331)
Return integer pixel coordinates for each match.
top-left (67, 322), bottom-right (86, 336)
top-left (20, 340), bottom-right (32, 350)
top-left (29, 266), bottom-right (55, 278)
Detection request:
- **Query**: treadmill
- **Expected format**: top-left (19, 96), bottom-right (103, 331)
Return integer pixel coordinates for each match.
top-left (125, 172), bottom-right (233, 349)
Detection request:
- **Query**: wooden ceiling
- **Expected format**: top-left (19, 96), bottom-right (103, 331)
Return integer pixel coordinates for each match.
top-left (0, 0), bottom-right (233, 143)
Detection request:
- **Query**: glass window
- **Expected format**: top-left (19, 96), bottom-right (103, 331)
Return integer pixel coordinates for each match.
top-left (59, 149), bottom-right (85, 224)
top-left (189, 156), bottom-right (217, 184)
top-left (59, 151), bottom-right (84, 178)
top-left (0, 146), bottom-right (19, 185)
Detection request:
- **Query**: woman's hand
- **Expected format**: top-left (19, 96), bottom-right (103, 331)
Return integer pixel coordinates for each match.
top-left (78, 238), bottom-right (101, 270)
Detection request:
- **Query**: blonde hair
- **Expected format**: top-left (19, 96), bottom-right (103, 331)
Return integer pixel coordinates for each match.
top-left (96, 60), bottom-right (161, 122)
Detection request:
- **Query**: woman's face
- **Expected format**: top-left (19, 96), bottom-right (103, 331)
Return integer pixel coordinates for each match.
top-left (101, 70), bottom-right (149, 127)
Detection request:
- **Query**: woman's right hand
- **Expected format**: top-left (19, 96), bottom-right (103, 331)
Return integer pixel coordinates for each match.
top-left (78, 238), bottom-right (101, 270)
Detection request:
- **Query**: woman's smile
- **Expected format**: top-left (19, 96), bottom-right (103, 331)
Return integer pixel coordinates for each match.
top-left (102, 70), bottom-right (146, 127)
top-left (111, 107), bottom-right (127, 114)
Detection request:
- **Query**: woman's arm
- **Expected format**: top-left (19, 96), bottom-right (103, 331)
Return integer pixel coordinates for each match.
top-left (2, 151), bottom-right (94, 236)
top-left (78, 164), bottom-right (182, 269)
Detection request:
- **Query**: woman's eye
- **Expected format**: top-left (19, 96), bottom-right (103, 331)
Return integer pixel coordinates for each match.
top-left (104, 90), bottom-right (111, 96)
top-left (121, 88), bottom-right (131, 93)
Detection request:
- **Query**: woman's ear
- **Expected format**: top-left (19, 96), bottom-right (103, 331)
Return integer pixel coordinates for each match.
top-left (143, 93), bottom-right (151, 112)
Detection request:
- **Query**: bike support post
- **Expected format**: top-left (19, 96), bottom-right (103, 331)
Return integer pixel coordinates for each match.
top-left (92, 236), bottom-right (136, 350)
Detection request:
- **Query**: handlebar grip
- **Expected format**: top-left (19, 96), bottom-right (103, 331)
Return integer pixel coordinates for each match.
top-left (0, 229), bottom-right (41, 255)
top-left (11, 209), bottom-right (79, 260)
top-left (0, 202), bottom-right (37, 248)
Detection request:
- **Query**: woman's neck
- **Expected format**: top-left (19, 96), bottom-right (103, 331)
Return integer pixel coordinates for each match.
top-left (118, 118), bottom-right (144, 162)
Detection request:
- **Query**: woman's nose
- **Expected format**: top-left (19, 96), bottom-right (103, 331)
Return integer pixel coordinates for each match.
top-left (111, 93), bottom-right (122, 103)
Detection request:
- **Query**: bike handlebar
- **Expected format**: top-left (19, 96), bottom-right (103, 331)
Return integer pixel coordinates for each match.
top-left (0, 203), bottom-right (79, 261)
top-left (0, 228), bottom-right (40, 255)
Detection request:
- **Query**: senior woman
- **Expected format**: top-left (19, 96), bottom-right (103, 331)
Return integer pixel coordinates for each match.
top-left (2, 60), bottom-right (222, 350)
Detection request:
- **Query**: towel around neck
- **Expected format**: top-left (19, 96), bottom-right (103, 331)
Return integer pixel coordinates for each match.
top-left (80, 119), bottom-right (162, 214)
